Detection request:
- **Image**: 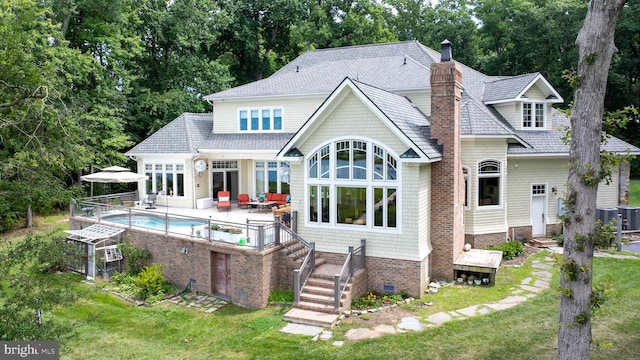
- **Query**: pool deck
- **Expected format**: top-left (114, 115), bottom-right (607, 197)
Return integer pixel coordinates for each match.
top-left (96, 202), bottom-right (277, 226)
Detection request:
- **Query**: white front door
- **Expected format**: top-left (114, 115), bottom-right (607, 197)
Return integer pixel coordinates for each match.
top-left (531, 184), bottom-right (547, 236)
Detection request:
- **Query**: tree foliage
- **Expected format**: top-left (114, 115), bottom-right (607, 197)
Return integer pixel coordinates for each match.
top-left (0, 232), bottom-right (81, 341)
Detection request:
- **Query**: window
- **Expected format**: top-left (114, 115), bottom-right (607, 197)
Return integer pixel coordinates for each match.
top-left (477, 160), bottom-right (501, 207)
top-left (463, 167), bottom-right (470, 209)
top-left (144, 163), bottom-right (185, 196)
top-left (239, 108), bottom-right (283, 132)
top-left (522, 102), bottom-right (545, 129)
top-left (307, 140), bottom-right (398, 230)
top-left (255, 161), bottom-right (290, 195)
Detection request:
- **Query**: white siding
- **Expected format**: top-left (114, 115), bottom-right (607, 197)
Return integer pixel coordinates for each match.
top-left (493, 102), bottom-right (519, 129)
top-left (506, 157), bottom-right (621, 227)
top-left (212, 97), bottom-right (323, 133)
top-left (293, 92), bottom-right (427, 261)
top-left (461, 139), bottom-right (508, 235)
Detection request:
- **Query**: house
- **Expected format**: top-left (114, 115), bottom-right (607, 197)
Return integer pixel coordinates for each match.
top-left (126, 40), bottom-right (639, 300)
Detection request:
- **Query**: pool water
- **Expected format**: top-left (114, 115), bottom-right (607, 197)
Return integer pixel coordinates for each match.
top-left (103, 214), bottom-right (207, 235)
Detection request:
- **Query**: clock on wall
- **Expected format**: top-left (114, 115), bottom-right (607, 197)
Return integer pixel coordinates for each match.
top-left (194, 160), bottom-right (207, 173)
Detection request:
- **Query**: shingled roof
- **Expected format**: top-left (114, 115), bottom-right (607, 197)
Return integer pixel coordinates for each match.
top-left (127, 113), bottom-right (212, 155)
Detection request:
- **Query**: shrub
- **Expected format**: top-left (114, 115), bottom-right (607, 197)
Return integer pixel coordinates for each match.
top-left (136, 263), bottom-right (170, 302)
top-left (118, 240), bottom-right (150, 275)
top-left (485, 241), bottom-right (525, 260)
top-left (352, 291), bottom-right (407, 309)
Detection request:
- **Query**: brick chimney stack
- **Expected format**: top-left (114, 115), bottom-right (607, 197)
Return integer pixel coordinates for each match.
top-left (429, 40), bottom-right (465, 280)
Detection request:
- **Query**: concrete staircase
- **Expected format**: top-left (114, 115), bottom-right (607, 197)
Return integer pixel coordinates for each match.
top-left (530, 237), bottom-right (557, 248)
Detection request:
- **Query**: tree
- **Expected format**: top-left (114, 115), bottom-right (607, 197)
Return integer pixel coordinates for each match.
top-left (558, 1), bottom-right (628, 359)
top-left (0, 0), bottom-right (127, 229)
top-left (0, 232), bottom-right (80, 341)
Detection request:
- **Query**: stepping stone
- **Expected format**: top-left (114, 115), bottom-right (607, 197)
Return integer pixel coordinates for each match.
top-left (205, 307), bottom-right (219, 313)
top-left (345, 328), bottom-right (381, 340)
top-left (456, 305), bottom-right (479, 317)
top-left (485, 302), bottom-right (518, 311)
top-left (499, 295), bottom-right (528, 304)
top-left (397, 317), bottom-right (425, 331)
top-left (512, 289), bottom-right (525, 294)
top-left (533, 263), bottom-right (553, 269)
top-left (426, 312), bottom-right (453, 325)
top-left (532, 271), bottom-right (552, 278)
top-left (477, 307), bottom-right (491, 315)
top-left (534, 279), bottom-right (550, 288)
top-left (448, 311), bottom-right (462, 317)
top-left (280, 323), bottom-right (324, 337)
top-left (520, 284), bottom-right (544, 293)
top-left (521, 277), bottom-right (532, 285)
top-left (333, 341), bottom-right (344, 347)
top-left (374, 324), bottom-right (396, 334)
top-left (319, 331), bottom-right (333, 341)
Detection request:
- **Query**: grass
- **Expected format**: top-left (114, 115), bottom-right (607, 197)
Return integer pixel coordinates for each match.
top-left (52, 251), bottom-right (640, 360)
top-left (629, 179), bottom-right (640, 206)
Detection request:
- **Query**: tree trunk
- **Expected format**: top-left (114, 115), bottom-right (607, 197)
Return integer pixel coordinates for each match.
top-left (558, 1), bottom-right (627, 359)
top-left (26, 204), bottom-right (33, 228)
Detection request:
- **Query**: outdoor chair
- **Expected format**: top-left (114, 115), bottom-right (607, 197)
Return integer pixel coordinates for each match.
top-left (145, 193), bottom-right (157, 209)
top-left (237, 193), bottom-right (250, 208)
top-left (217, 191), bottom-right (231, 212)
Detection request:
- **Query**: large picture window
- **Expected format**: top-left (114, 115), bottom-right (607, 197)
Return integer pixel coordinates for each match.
top-left (307, 139), bottom-right (398, 230)
top-left (239, 108), bottom-right (283, 132)
top-left (145, 163), bottom-right (184, 196)
top-left (477, 160), bottom-right (501, 207)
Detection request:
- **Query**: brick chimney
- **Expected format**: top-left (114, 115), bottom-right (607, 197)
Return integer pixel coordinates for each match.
top-left (429, 40), bottom-right (465, 280)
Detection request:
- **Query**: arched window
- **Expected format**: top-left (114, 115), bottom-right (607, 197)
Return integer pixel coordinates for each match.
top-left (307, 140), bottom-right (399, 230)
top-left (477, 160), bottom-right (501, 207)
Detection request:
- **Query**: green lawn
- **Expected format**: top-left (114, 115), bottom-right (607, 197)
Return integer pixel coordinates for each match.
top-left (629, 179), bottom-right (640, 206)
top-left (54, 252), bottom-right (640, 360)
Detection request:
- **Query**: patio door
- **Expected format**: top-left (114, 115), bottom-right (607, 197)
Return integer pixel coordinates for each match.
top-left (531, 184), bottom-right (547, 236)
top-left (212, 171), bottom-right (239, 201)
top-left (211, 252), bottom-right (231, 297)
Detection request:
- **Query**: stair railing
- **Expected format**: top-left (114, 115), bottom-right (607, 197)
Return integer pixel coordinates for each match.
top-left (293, 242), bottom-right (315, 304)
top-left (334, 239), bottom-right (366, 309)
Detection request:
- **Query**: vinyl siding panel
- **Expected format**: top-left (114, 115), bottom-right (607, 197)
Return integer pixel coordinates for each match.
top-left (461, 139), bottom-right (508, 235)
top-left (293, 93), bottom-right (425, 261)
top-left (493, 103), bottom-right (519, 129)
top-left (212, 97), bottom-right (323, 133)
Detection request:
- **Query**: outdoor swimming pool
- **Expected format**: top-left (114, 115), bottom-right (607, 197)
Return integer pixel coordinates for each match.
top-left (102, 213), bottom-right (208, 236)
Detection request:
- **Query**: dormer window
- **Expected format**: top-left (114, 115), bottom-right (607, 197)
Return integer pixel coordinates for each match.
top-left (522, 102), bottom-right (545, 129)
top-left (239, 108), bottom-right (283, 132)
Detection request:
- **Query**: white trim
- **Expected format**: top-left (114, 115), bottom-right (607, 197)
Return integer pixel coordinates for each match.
top-left (475, 159), bottom-right (504, 210)
top-left (530, 183), bottom-right (548, 236)
top-left (278, 78), bottom-right (434, 162)
top-left (304, 138), bottom-right (401, 232)
top-left (520, 101), bottom-right (546, 130)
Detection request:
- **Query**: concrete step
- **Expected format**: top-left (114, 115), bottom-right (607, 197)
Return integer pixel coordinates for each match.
top-left (299, 292), bottom-right (346, 307)
top-left (283, 308), bottom-right (339, 328)
top-left (303, 285), bottom-right (334, 296)
top-left (294, 300), bottom-right (341, 314)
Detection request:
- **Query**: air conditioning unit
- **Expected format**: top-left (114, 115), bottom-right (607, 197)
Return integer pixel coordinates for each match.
top-left (596, 207), bottom-right (619, 226)
top-left (617, 206), bottom-right (640, 230)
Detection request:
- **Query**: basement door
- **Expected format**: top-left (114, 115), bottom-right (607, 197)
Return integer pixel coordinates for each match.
top-left (530, 184), bottom-right (547, 236)
top-left (211, 252), bottom-right (231, 297)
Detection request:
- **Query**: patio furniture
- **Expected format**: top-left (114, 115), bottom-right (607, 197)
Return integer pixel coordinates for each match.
top-left (145, 193), bottom-right (157, 209)
top-left (237, 193), bottom-right (250, 209)
top-left (217, 191), bottom-right (231, 212)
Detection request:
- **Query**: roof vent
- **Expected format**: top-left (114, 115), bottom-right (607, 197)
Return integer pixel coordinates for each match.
top-left (296, 65), bottom-right (299, 73)
top-left (403, 57), bottom-right (407, 65)
top-left (440, 40), bottom-right (452, 62)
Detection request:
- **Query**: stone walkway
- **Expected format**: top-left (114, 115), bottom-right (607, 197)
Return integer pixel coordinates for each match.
top-left (165, 293), bottom-right (228, 313)
top-left (281, 250), bottom-right (558, 345)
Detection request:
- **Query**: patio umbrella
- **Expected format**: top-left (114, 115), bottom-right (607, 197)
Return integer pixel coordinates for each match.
top-left (81, 166), bottom-right (148, 197)
top-left (81, 166), bottom-right (148, 183)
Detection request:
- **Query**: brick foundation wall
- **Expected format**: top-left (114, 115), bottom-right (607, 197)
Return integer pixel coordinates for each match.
top-left (364, 255), bottom-right (427, 298)
top-left (71, 218), bottom-right (284, 309)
